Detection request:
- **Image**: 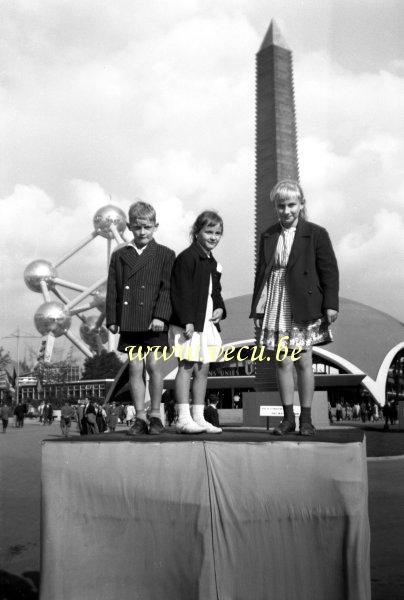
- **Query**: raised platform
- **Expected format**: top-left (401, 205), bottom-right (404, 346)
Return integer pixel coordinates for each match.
top-left (41, 430), bottom-right (371, 600)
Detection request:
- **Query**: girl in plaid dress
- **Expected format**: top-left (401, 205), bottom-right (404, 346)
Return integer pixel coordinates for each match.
top-left (250, 180), bottom-right (339, 436)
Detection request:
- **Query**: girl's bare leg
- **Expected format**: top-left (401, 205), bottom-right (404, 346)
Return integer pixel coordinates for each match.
top-left (294, 349), bottom-right (314, 407)
top-left (191, 362), bottom-right (210, 405)
top-left (175, 360), bottom-right (194, 404)
top-left (175, 360), bottom-right (207, 433)
top-left (275, 357), bottom-right (295, 405)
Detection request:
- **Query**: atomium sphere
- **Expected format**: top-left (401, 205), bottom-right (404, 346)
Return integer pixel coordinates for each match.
top-left (93, 205), bottom-right (127, 239)
top-left (34, 302), bottom-right (71, 338)
top-left (24, 260), bottom-right (57, 293)
top-left (79, 317), bottom-right (109, 353)
top-left (90, 283), bottom-right (107, 309)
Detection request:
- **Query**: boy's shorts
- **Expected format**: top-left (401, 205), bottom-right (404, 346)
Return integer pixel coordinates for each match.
top-left (117, 330), bottom-right (169, 354)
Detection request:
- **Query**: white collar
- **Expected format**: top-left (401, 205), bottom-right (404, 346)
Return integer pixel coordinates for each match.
top-left (127, 241), bottom-right (148, 254)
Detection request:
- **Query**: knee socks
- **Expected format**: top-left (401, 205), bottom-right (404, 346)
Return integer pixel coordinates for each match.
top-left (300, 406), bottom-right (312, 424)
top-left (283, 404), bottom-right (295, 423)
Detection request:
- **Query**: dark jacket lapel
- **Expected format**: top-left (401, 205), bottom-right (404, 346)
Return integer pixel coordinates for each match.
top-left (287, 218), bottom-right (311, 270)
top-left (121, 238), bottom-right (157, 277)
top-left (263, 223), bottom-right (281, 267)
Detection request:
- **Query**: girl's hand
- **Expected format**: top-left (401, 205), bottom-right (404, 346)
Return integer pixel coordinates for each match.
top-left (108, 324), bottom-right (119, 334)
top-left (210, 308), bottom-right (224, 324)
top-left (254, 318), bottom-right (263, 329)
top-left (149, 318), bottom-right (165, 332)
top-left (184, 323), bottom-right (194, 339)
top-left (326, 309), bottom-right (338, 324)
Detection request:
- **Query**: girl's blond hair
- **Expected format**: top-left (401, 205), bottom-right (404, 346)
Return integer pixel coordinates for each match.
top-left (270, 180), bottom-right (307, 220)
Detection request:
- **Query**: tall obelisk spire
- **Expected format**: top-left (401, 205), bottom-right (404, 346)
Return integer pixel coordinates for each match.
top-left (255, 19), bottom-right (299, 239)
top-left (255, 20), bottom-right (299, 390)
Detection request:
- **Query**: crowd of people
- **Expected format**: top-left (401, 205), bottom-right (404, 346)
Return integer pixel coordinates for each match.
top-left (328, 398), bottom-right (399, 429)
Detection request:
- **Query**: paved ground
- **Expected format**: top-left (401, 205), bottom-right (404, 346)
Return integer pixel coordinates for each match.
top-left (0, 419), bottom-right (403, 599)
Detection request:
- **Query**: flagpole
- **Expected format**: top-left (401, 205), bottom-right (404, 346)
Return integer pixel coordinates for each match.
top-left (2, 328), bottom-right (41, 404)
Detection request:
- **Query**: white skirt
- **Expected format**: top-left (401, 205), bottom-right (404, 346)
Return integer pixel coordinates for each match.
top-left (169, 277), bottom-right (222, 364)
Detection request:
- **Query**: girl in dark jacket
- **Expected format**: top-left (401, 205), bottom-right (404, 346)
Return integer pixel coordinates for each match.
top-left (250, 180), bottom-right (339, 436)
top-left (170, 211), bottom-right (226, 434)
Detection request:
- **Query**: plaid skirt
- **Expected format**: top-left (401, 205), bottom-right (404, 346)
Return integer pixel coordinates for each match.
top-left (260, 266), bottom-right (332, 350)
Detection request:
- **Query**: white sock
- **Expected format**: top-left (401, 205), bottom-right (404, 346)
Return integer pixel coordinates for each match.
top-left (177, 403), bottom-right (192, 423)
top-left (192, 405), bottom-right (222, 433)
top-left (191, 404), bottom-right (205, 424)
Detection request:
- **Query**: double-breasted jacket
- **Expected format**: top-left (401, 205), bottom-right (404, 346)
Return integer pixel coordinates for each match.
top-left (106, 239), bottom-right (175, 332)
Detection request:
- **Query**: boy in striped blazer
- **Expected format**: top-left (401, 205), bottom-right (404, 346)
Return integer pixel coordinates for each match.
top-left (106, 201), bottom-right (175, 435)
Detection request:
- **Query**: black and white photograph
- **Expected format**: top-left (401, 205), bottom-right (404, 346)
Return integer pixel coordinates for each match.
top-left (0, 1), bottom-right (403, 599)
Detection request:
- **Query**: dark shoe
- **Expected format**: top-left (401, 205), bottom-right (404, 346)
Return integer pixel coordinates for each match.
top-left (148, 417), bottom-right (165, 435)
top-left (300, 422), bottom-right (316, 436)
top-left (126, 418), bottom-right (148, 436)
top-left (273, 419), bottom-right (296, 436)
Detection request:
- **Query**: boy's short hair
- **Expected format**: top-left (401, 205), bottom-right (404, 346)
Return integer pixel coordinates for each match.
top-left (208, 394), bottom-right (219, 405)
top-left (128, 201), bottom-right (157, 224)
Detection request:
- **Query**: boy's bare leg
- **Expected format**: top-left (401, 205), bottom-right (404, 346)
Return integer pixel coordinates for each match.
top-left (128, 357), bottom-right (146, 420)
top-left (145, 353), bottom-right (164, 417)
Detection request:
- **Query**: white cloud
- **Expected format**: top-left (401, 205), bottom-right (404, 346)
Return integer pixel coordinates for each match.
top-left (1, 2), bottom-right (403, 360)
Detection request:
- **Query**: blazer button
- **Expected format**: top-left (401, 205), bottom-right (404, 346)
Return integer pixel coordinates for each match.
top-left (140, 302), bottom-right (144, 306)
top-left (124, 301), bottom-right (128, 305)
top-left (308, 290), bottom-right (312, 295)
top-left (125, 285), bottom-right (129, 289)
top-left (140, 285), bottom-right (145, 289)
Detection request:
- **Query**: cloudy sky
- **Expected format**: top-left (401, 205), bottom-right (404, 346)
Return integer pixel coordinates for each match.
top-left (1, 0), bottom-right (403, 361)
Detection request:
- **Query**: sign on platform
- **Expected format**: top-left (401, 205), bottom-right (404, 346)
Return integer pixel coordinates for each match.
top-left (260, 406), bottom-right (283, 417)
top-left (259, 405), bottom-right (301, 417)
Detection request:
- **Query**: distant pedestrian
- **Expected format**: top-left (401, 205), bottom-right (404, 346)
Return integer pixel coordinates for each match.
top-left (107, 401), bottom-right (119, 432)
top-left (383, 401), bottom-right (392, 431)
top-left (1, 403), bottom-right (10, 433)
top-left (328, 401), bottom-right (333, 424)
top-left (125, 404), bottom-right (136, 427)
top-left (43, 402), bottom-right (53, 425)
top-left (38, 401), bottom-right (45, 422)
top-left (204, 395), bottom-right (221, 428)
top-left (14, 402), bottom-right (26, 428)
top-left (360, 401), bottom-right (367, 423)
top-left (60, 401), bottom-right (74, 437)
top-left (96, 404), bottom-right (107, 433)
top-left (164, 398), bottom-right (176, 427)
top-left (84, 399), bottom-right (99, 434)
top-left (233, 393), bottom-right (240, 409)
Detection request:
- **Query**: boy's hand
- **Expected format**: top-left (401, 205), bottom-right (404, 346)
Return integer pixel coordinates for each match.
top-left (254, 318), bottom-right (263, 329)
top-left (325, 309), bottom-right (338, 324)
top-left (149, 318), bottom-right (165, 332)
top-left (184, 323), bottom-right (194, 339)
top-left (210, 308), bottom-right (223, 324)
top-left (108, 325), bottom-right (119, 334)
